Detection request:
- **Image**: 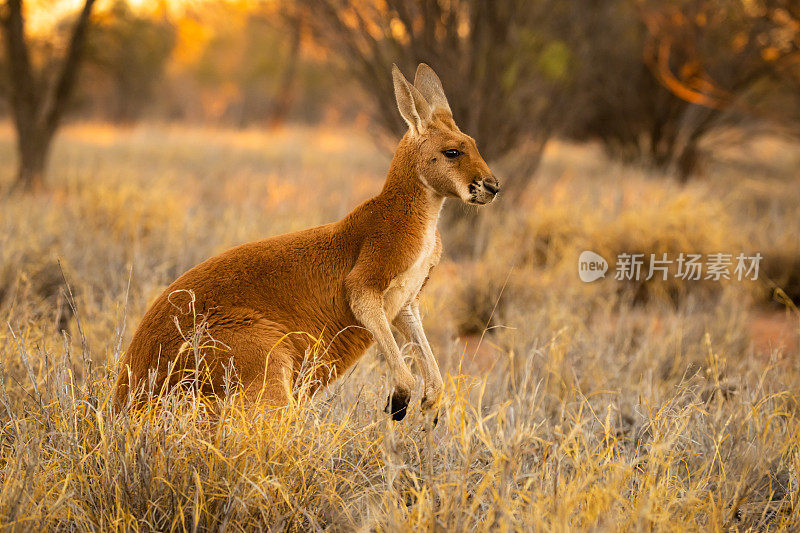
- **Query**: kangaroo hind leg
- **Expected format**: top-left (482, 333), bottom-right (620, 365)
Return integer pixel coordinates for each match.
top-left (193, 313), bottom-right (299, 411)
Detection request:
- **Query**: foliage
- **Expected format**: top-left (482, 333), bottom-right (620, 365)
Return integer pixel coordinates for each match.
top-left (301, 0), bottom-right (570, 193)
top-left (3, 0), bottom-right (799, 185)
top-left (83, 0), bottom-right (176, 123)
top-left (558, 0), bottom-right (800, 178)
top-left (296, 0), bottom-right (800, 182)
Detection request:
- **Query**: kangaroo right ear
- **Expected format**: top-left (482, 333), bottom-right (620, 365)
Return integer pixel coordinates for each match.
top-left (414, 63), bottom-right (451, 115)
top-left (392, 64), bottom-right (432, 135)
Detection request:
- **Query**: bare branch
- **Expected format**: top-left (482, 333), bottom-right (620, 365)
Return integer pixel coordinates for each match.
top-left (42, 0), bottom-right (97, 136)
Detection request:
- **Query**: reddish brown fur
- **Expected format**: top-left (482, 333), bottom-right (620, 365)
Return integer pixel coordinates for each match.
top-left (114, 64), bottom-right (499, 417)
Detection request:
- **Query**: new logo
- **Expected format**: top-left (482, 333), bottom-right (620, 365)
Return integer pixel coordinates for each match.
top-left (578, 250), bottom-right (608, 282)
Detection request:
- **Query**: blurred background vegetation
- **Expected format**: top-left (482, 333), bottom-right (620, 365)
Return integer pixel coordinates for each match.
top-left (1, 0), bottom-right (799, 192)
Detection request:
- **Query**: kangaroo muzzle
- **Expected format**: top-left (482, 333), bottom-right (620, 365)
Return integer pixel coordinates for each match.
top-left (468, 176), bottom-right (500, 205)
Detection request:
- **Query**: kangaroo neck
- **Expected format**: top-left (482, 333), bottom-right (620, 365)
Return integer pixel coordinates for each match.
top-left (378, 137), bottom-right (444, 223)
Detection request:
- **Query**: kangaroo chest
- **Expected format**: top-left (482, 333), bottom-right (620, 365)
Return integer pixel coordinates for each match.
top-left (383, 223), bottom-right (437, 320)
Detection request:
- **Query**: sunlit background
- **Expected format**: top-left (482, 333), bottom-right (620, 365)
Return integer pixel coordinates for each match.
top-left (1, 1), bottom-right (800, 530)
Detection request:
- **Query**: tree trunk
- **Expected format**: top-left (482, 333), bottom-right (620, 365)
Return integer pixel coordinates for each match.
top-left (2, 0), bottom-right (96, 193)
top-left (14, 129), bottom-right (51, 192)
top-left (266, 15), bottom-right (302, 128)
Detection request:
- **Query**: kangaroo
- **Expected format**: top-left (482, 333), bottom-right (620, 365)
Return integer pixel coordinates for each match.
top-left (114, 64), bottom-right (500, 420)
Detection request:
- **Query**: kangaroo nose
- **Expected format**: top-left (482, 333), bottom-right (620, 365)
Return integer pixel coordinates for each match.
top-left (482, 177), bottom-right (500, 195)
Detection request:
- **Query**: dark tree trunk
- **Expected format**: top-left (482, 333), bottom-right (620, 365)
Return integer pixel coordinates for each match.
top-left (2, 0), bottom-right (96, 192)
top-left (266, 14), bottom-right (302, 128)
top-left (14, 128), bottom-right (52, 192)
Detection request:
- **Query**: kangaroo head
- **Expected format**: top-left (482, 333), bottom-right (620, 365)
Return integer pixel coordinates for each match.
top-left (392, 64), bottom-right (500, 205)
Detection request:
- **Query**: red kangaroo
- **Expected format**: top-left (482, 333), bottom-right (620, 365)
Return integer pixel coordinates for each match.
top-left (114, 64), bottom-right (500, 420)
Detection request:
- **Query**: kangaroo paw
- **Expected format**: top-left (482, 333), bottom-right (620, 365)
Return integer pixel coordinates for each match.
top-left (384, 389), bottom-right (410, 421)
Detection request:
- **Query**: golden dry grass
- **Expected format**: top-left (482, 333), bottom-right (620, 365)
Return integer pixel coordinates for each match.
top-left (0, 123), bottom-right (799, 531)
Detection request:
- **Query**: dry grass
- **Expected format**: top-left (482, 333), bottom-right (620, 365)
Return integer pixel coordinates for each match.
top-left (0, 123), bottom-right (799, 531)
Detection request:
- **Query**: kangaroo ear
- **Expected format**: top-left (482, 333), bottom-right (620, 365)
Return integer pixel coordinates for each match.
top-left (414, 63), bottom-right (451, 115)
top-left (392, 64), bottom-right (432, 135)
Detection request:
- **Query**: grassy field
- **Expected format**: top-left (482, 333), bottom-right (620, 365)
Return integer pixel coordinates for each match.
top-left (0, 122), bottom-right (799, 531)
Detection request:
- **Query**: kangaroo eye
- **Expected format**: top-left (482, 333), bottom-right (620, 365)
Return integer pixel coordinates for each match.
top-left (442, 149), bottom-right (461, 158)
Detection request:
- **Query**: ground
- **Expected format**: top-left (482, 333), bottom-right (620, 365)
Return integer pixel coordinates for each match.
top-left (0, 122), bottom-right (798, 531)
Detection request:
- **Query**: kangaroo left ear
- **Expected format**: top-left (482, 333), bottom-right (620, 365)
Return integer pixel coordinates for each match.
top-left (392, 64), bottom-right (432, 135)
